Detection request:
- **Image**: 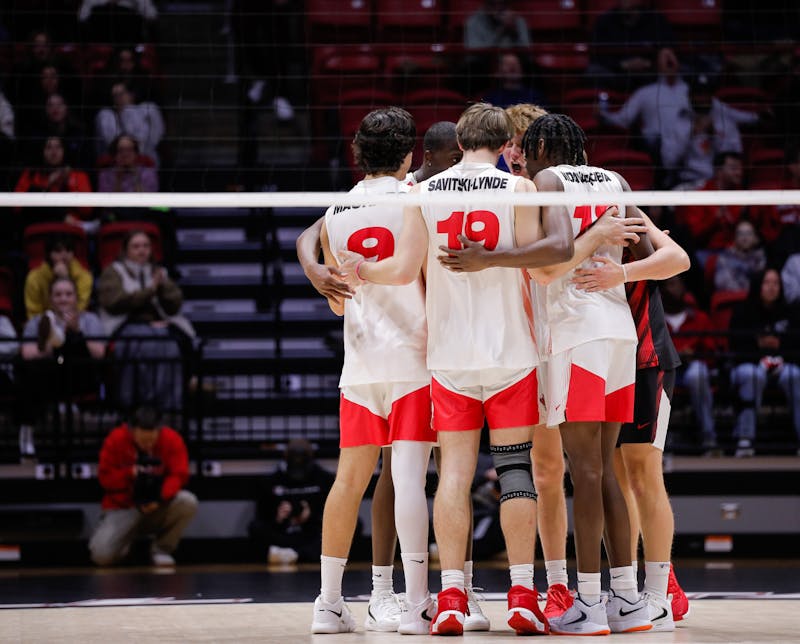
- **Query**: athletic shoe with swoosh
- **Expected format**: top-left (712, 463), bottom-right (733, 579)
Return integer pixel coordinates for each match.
top-left (464, 586), bottom-right (491, 631)
top-left (606, 591), bottom-right (653, 633)
top-left (310, 595), bottom-right (356, 633)
top-left (430, 587), bottom-right (468, 635)
top-left (364, 589), bottom-right (402, 631)
top-left (398, 594), bottom-right (436, 635)
top-left (548, 595), bottom-right (611, 636)
top-left (507, 585), bottom-right (549, 634)
top-left (642, 591), bottom-right (675, 632)
top-left (544, 583), bottom-right (574, 619)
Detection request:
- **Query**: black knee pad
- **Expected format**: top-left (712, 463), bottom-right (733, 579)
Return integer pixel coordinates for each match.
top-left (489, 441), bottom-right (537, 503)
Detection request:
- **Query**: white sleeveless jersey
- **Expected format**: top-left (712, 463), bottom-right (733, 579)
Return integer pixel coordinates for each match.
top-left (419, 161), bottom-right (538, 371)
top-left (405, 172), bottom-right (417, 186)
top-left (532, 164), bottom-right (636, 355)
top-left (325, 176), bottom-right (429, 386)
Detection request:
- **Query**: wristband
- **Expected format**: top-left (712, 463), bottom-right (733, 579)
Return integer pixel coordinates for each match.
top-left (621, 263), bottom-right (629, 284)
top-left (354, 259), bottom-right (366, 283)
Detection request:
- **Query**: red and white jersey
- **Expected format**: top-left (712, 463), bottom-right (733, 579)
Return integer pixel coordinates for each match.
top-left (533, 164), bottom-right (636, 355)
top-left (405, 172), bottom-right (417, 186)
top-left (418, 161), bottom-right (538, 371)
top-left (325, 176), bottom-right (429, 386)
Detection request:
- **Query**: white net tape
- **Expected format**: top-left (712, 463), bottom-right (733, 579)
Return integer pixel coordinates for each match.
top-left (2, 189), bottom-right (800, 209)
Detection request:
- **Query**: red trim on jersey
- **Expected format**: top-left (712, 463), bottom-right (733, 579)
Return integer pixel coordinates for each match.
top-left (339, 394), bottom-right (387, 447)
top-left (565, 364), bottom-right (635, 423)
top-left (432, 371), bottom-right (538, 431)
top-left (388, 385), bottom-right (436, 442)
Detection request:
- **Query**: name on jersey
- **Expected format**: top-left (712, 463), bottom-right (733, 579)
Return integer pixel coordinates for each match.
top-left (428, 176), bottom-right (508, 192)
top-left (331, 203), bottom-right (373, 215)
top-left (562, 170), bottom-right (613, 184)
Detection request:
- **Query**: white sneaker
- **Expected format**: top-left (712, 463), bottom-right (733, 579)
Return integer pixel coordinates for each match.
top-left (150, 549), bottom-right (175, 567)
top-left (273, 96), bottom-right (294, 121)
top-left (398, 594), bottom-right (436, 635)
top-left (19, 425), bottom-right (35, 458)
top-left (606, 591), bottom-right (653, 633)
top-left (549, 595), bottom-right (611, 636)
top-left (268, 545), bottom-right (298, 564)
top-left (735, 439), bottom-right (755, 457)
top-left (643, 591), bottom-right (675, 632)
top-left (364, 590), bottom-right (401, 632)
top-left (311, 595), bottom-right (356, 634)
top-left (464, 586), bottom-right (491, 631)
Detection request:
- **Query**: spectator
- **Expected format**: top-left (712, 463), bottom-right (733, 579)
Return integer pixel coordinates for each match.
top-left (675, 151), bottom-right (747, 264)
top-left (89, 405), bottom-right (198, 567)
top-left (110, 46), bottom-right (161, 104)
top-left (97, 229), bottom-right (195, 412)
top-left (18, 276), bottom-right (106, 457)
top-left (98, 134), bottom-right (159, 193)
top-left (598, 48), bottom-right (690, 185)
top-left (751, 145), bottom-right (800, 265)
top-left (24, 233), bottom-right (93, 320)
top-left (729, 269), bottom-right (800, 456)
top-left (674, 75), bottom-right (760, 189)
top-left (587, 0), bottom-right (673, 91)
top-left (481, 52), bottom-right (545, 110)
top-left (33, 94), bottom-right (91, 171)
top-left (464, 0), bottom-right (530, 49)
top-left (248, 438), bottom-right (335, 564)
top-left (95, 81), bottom-right (165, 165)
top-left (662, 275), bottom-right (719, 451)
top-left (714, 220), bottom-right (766, 294)
top-left (78, 0), bottom-right (159, 44)
top-left (13, 136), bottom-right (93, 227)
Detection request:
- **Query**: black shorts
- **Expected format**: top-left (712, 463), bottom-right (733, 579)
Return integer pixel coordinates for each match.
top-left (618, 367), bottom-right (675, 449)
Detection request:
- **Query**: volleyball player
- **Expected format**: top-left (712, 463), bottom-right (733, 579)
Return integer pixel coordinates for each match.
top-left (310, 107), bottom-right (436, 635)
top-left (297, 119), bottom-right (469, 632)
top-left (339, 103), bottom-right (576, 636)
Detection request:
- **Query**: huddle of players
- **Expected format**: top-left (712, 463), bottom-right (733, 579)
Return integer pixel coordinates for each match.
top-left (298, 102), bottom-right (691, 636)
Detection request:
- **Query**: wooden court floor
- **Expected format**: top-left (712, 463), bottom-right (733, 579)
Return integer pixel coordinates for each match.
top-left (1, 598), bottom-right (798, 643)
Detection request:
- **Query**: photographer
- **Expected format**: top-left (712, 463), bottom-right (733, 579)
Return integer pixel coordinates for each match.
top-left (89, 405), bottom-right (197, 566)
top-left (249, 439), bottom-right (335, 564)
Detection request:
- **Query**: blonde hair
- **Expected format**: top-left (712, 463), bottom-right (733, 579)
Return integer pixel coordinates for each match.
top-left (456, 103), bottom-right (514, 152)
top-left (505, 104), bottom-right (549, 136)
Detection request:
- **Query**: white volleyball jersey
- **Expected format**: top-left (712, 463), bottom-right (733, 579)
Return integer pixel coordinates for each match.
top-left (532, 164), bottom-right (636, 355)
top-left (325, 176), bottom-right (429, 386)
top-left (419, 161), bottom-right (538, 371)
top-left (405, 172), bottom-right (417, 186)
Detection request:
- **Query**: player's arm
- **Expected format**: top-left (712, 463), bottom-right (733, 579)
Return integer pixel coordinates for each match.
top-left (436, 176), bottom-right (573, 272)
top-left (527, 170), bottom-right (646, 284)
top-left (319, 222), bottom-right (344, 316)
top-left (296, 216), bottom-right (353, 302)
top-left (338, 190), bottom-right (428, 286)
top-left (573, 209), bottom-right (691, 291)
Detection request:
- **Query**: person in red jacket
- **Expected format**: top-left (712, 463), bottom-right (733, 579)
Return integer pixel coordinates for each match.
top-left (89, 405), bottom-right (197, 566)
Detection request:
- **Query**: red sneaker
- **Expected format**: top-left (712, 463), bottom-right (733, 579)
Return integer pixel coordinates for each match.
top-left (668, 564), bottom-right (690, 621)
top-left (430, 587), bottom-right (468, 636)
top-left (506, 585), bottom-right (549, 635)
top-left (543, 583), bottom-right (574, 620)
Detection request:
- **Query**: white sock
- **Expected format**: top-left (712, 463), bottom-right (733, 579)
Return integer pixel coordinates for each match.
top-left (644, 561), bottom-right (670, 599)
top-left (632, 559), bottom-right (639, 579)
top-left (577, 572), bottom-right (601, 605)
top-left (509, 563), bottom-right (534, 590)
top-left (320, 555), bottom-right (347, 604)
top-left (545, 559), bottom-right (568, 588)
top-left (441, 568), bottom-right (465, 592)
top-left (609, 565), bottom-right (639, 602)
top-left (372, 565), bottom-right (394, 594)
top-left (401, 553), bottom-right (429, 605)
top-left (464, 560), bottom-right (474, 590)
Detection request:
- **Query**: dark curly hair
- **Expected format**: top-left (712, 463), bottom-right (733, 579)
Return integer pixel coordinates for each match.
top-left (352, 107), bottom-right (416, 175)
top-left (522, 113), bottom-right (586, 166)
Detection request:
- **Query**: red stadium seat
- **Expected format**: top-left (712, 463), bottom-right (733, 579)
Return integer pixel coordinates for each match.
top-left (532, 43), bottom-right (590, 107)
top-left (561, 87), bottom-right (626, 130)
top-left (405, 89), bottom-right (469, 167)
top-left (512, 0), bottom-right (582, 42)
top-left (582, 124), bottom-right (631, 162)
top-left (384, 49), bottom-right (448, 99)
top-left (446, 0), bottom-right (487, 42)
top-left (306, 0), bottom-right (373, 43)
top-left (0, 267), bottom-right (14, 317)
top-left (583, 0), bottom-right (620, 31)
top-left (715, 85), bottom-right (770, 113)
top-left (592, 149), bottom-right (655, 191)
top-left (710, 289), bottom-right (747, 350)
top-left (748, 148), bottom-right (785, 184)
top-left (375, 0), bottom-right (443, 43)
top-left (98, 221), bottom-right (163, 270)
top-left (23, 223), bottom-right (89, 271)
top-left (338, 89), bottom-right (402, 180)
top-left (311, 46), bottom-right (382, 104)
top-left (654, 0), bottom-right (722, 40)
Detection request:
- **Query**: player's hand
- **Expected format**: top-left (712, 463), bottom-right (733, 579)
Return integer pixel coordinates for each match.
top-left (437, 235), bottom-right (491, 272)
top-left (593, 208), bottom-right (646, 246)
top-left (306, 263), bottom-right (353, 301)
top-left (337, 250), bottom-right (366, 288)
top-left (573, 256), bottom-right (625, 291)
